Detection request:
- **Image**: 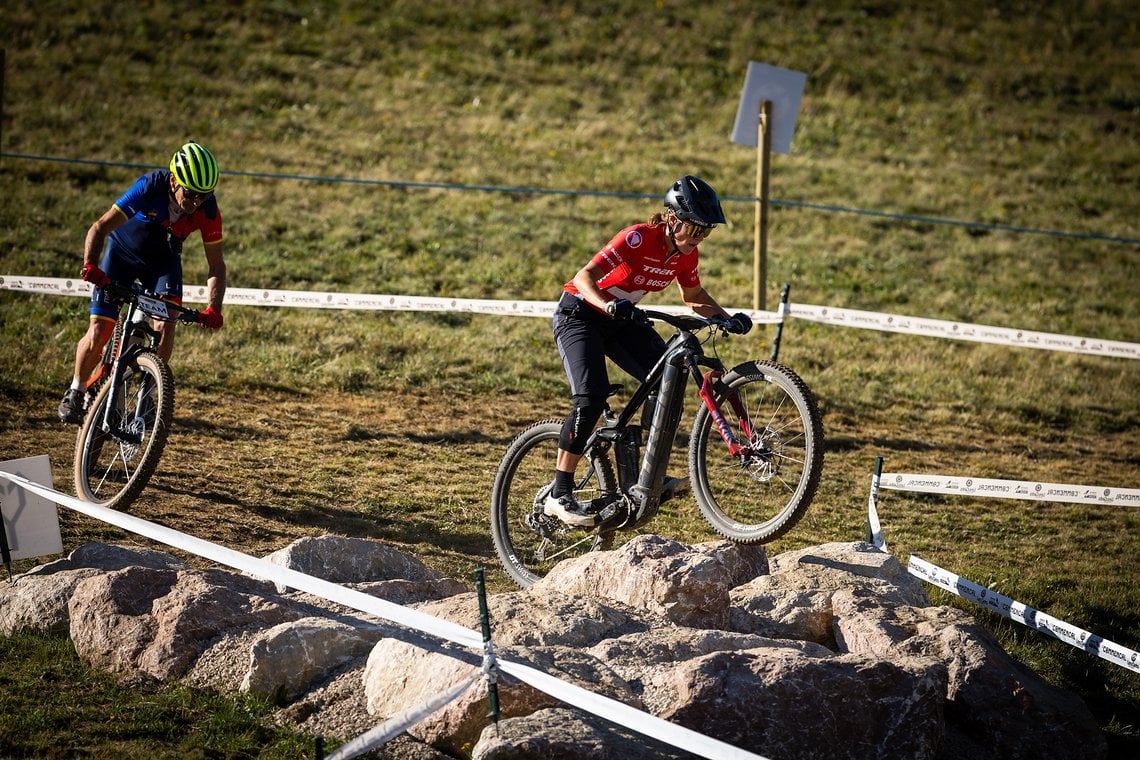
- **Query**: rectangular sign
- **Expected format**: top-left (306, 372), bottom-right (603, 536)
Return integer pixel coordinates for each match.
top-left (731, 61), bottom-right (807, 154)
top-left (0, 455), bottom-right (64, 560)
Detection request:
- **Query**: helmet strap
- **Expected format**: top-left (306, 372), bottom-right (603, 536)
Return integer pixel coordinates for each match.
top-left (665, 218), bottom-right (683, 257)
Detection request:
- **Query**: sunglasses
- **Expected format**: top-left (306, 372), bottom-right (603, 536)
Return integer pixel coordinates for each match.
top-left (177, 184), bottom-right (212, 202)
top-left (681, 221), bottom-right (715, 239)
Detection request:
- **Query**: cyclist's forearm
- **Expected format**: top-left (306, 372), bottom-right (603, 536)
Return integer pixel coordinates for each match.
top-left (571, 266), bottom-right (611, 312)
top-left (205, 270), bottom-right (226, 311)
top-left (681, 285), bottom-right (729, 319)
top-left (203, 244), bottom-right (227, 311)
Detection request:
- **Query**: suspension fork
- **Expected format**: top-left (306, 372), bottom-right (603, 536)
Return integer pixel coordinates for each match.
top-left (696, 367), bottom-right (757, 457)
top-left (98, 303), bottom-right (144, 435)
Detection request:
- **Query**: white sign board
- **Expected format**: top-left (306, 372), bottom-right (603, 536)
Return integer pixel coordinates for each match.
top-left (731, 62), bottom-right (807, 154)
top-left (0, 455), bottom-right (63, 560)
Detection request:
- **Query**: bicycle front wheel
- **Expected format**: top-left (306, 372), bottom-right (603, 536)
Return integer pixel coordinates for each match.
top-left (490, 420), bottom-right (617, 588)
top-left (689, 361), bottom-right (823, 543)
top-left (74, 351), bottom-right (175, 510)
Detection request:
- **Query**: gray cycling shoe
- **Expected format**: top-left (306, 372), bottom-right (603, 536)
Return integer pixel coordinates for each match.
top-left (543, 493), bottom-right (601, 527)
top-left (58, 388), bottom-right (86, 424)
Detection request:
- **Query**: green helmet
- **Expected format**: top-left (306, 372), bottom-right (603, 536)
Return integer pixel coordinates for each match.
top-left (169, 142), bottom-right (219, 193)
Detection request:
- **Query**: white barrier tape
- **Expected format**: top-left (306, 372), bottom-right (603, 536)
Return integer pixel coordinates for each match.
top-left (788, 303), bottom-right (1139, 359)
top-left (880, 473), bottom-right (1140, 508)
top-left (0, 471), bottom-right (484, 648)
top-left (6, 274), bottom-right (1134, 356)
top-left (908, 555), bottom-right (1140, 674)
top-left (493, 657), bottom-right (770, 760)
top-left (0, 471), bottom-right (767, 760)
top-left (326, 669), bottom-right (481, 760)
top-left (0, 275), bottom-right (785, 324)
top-left (866, 470), bottom-right (888, 552)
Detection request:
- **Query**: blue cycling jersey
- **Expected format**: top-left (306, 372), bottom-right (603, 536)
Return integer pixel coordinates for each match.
top-left (89, 170), bottom-right (224, 320)
top-left (110, 169), bottom-right (223, 254)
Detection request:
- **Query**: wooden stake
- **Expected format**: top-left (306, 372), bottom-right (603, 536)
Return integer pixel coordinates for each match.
top-left (753, 99), bottom-right (772, 311)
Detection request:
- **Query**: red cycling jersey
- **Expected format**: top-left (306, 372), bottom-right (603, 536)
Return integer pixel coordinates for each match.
top-left (563, 223), bottom-right (701, 311)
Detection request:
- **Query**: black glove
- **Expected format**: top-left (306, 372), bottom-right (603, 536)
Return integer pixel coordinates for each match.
top-left (606, 298), bottom-right (638, 322)
top-left (725, 312), bottom-right (753, 335)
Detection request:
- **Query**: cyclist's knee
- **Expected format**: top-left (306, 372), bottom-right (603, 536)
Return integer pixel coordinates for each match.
top-left (87, 316), bottom-right (115, 343)
top-left (559, 394), bottom-right (607, 454)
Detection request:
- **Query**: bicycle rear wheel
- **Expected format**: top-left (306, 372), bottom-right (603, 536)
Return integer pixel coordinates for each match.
top-left (689, 361), bottom-right (823, 543)
top-left (490, 420), bottom-right (617, 588)
top-left (74, 351), bottom-right (175, 510)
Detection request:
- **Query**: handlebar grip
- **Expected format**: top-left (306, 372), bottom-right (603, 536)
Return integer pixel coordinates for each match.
top-left (179, 309), bottom-right (203, 325)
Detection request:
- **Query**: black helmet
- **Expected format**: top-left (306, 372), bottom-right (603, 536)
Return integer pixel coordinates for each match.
top-left (664, 175), bottom-right (726, 226)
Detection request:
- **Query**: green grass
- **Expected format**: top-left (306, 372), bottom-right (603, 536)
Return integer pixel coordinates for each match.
top-left (0, 631), bottom-right (312, 759)
top-left (1, 0), bottom-right (1138, 757)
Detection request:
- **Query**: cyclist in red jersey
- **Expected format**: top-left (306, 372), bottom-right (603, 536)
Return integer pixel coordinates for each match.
top-left (58, 142), bottom-right (228, 424)
top-left (545, 175), bottom-right (753, 526)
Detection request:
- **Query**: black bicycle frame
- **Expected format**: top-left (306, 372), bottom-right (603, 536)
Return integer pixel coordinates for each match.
top-left (588, 322), bottom-right (730, 527)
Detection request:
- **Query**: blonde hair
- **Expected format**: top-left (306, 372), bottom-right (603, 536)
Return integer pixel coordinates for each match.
top-left (648, 209), bottom-right (674, 226)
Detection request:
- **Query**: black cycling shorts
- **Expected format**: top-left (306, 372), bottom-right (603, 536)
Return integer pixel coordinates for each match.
top-left (552, 293), bottom-right (667, 399)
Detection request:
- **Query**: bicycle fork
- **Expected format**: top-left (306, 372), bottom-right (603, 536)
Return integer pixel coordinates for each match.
top-left (98, 305), bottom-right (148, 443)
top-left (697, 369), bottom-right (756, 457)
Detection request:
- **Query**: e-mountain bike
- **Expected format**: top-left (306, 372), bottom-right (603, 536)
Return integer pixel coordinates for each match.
top-left (491, 307), bottom-right (824, 588)
top-left (73, 282), bottom-right (202, 510)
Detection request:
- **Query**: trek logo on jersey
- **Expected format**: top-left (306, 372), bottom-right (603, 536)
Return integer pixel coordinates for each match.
top-left (625, 230), bottom-right (643, 248)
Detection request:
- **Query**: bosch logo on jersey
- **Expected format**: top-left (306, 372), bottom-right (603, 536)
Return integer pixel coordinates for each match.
top-left (625, 230), bottom-right (643, 248)
top-left (644, 278), bottom-right (672, 288)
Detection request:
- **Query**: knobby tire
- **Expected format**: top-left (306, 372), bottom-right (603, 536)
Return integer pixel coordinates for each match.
top-left (490, 419), bottom-right (617, 588)
top-left (688, 360), bottom-right (823, 543)
top-left (73, 351), bottom-right (175, 510)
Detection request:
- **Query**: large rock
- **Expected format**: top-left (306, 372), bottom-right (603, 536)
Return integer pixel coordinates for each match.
top-left (242, 616), bottom-right (386, 700)
top-left (586, 627), bottom-right (832, 715)
top-left (362, 589), bottom-right (655, 753)
top-left (263, 534), bottom-right (457, 585)
top-left (1, 537), bottom-right (1107, 760)
top-left (68, 565), bottom-right (318, 682)
top-left (0, 543), bottom-right (185, 635)
top-left (838, 594), bottom-right (1106, 759)
top-left (532, 534), bottom-right (733, 628)
top-left (658, 647), bottom-right (946, 760)
top-left (473, 707), bottom-right (692, 760)
top-left (729, 541), bottom-right (929, 645)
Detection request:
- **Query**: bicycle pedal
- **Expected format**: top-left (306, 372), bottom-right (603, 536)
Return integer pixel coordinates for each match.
top-left (594, 496), bottom-right (633, 532)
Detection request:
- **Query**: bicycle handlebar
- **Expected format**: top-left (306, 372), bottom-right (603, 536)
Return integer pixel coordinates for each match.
top-left (104, 282), bottom-right (202, 325)
top-left (640, 309), bottom-right (730, 333)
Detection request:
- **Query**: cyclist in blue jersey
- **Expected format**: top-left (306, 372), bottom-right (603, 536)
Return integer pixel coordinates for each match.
top-left (59, 142), bottom-right (228, 424)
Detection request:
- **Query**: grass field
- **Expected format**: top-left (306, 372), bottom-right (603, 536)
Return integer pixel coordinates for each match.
top-left (1, 1), bottom-right (1138, 757)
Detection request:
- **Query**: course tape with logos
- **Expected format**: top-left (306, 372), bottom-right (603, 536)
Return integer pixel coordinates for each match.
top-left (2, 275), bottom-right (1136, 359)
top-left (864, 469), bottom-right (1140, 674)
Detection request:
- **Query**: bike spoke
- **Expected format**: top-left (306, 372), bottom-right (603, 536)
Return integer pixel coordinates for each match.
top-left (492, 421), bottom-right (618, 587)
top-left (690, 363), bottom-right (823, 543)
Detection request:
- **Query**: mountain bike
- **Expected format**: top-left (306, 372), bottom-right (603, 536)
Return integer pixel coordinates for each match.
top-left (73, 282), bottom-right (202, 510)
top-left (491, 305), bottom-right (824, 588)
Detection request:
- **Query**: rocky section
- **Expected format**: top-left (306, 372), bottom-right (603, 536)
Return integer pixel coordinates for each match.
top-left (0, 535), bottom-right (1106, 759)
